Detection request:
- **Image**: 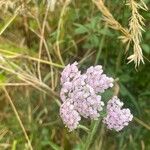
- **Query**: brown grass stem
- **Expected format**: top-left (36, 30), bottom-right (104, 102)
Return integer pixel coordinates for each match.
top-left (3, 87), bottom-right (33, 150)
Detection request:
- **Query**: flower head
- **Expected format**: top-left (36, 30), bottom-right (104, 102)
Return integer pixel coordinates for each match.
top-left (103, 96), bottom-right (133, 131)
top-left (86, 66), bottom-right (114, 93)
top-left (60, 62), bottom-right (116, 131)
top-left (60, 62), bottom-right (80, 84)
top-left (60, 101), bottom-right (81, 131)
top-left (73, 82), bottom-right (104, 119)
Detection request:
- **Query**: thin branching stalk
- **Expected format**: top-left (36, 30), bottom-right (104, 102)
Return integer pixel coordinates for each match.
top-left (42, 39), bottom-right (55, 89)
top-left (0, 48), bottom-right (64, 68)
top-left (56, 0), bottom-right (71, 65)
top-left (3, 87), bottom-right (33, 150)
top-left (38, 2), bottom-right (51, 81)
top-left (0, 61), bottom-right (59, 98)
top-left (30, 3), bottom-right (56, 88)
top-left (28, 25), bottom-right (56, 89)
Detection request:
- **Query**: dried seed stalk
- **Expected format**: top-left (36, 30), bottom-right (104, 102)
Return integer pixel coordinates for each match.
top-left (127, 0), bottom-right (148, 67)
top-left (93, 0), bottom-right (148, 67)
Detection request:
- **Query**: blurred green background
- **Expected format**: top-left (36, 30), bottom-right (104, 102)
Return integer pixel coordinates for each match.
top-left (0, 0), bottom-right (149, 149)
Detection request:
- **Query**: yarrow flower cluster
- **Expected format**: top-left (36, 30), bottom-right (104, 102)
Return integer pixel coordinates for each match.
top-left (86, 66), bottom-right (114, 93)
top-left (60, 62), bottom-right (133, 132)
top-left (60, 101), bottom-right (81, 131)
top-left (103, 96), bottom-right (133, 131)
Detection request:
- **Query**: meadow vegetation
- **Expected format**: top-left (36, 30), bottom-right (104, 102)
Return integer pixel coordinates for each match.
top-left (0, 0), bottom-right (150, 149)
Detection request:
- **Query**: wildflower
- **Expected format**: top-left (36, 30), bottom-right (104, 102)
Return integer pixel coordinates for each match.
top-left (60, 62), bottom-right (112, 131)
top-left (103, 96), bottom-right (133, 131)
top-left (86, 65), bottom-right (114, 93)
top-left (60, 101), bottom-right (81, 131)
top-left (60, 62), bottom-right (81, 85)
top-left (60, 63), bottom-right (133, 132)
top-left (72, 81), bottom-right (104, 119)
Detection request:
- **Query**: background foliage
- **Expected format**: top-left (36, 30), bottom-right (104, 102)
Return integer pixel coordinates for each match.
top-left (0, 0), bottom-right (150, 149)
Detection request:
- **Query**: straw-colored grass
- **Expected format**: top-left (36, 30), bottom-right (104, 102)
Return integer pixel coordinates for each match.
top-left (93, 0), bottom-right (148, 67)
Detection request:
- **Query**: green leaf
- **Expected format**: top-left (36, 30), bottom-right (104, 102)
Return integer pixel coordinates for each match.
top-left (74, 23), bottom-right (89, 34)
top-left (120, 83), bottom-right (140, 114)
top-left (89, 35), bottom-right (99, 47)
top-left (98, 28), bottom-right (113, 36)
top-left (41, 141), bottom-right (62, 150)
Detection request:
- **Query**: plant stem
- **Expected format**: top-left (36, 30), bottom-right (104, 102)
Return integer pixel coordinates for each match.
top-left (95, 25), bottom-right (107, 65)
top-left (3, 87), bottom-right (33, 150)
top-left (84, 119), bottom-right (101, 150)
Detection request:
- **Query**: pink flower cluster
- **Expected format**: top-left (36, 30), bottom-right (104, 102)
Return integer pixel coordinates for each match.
top-left (60, 62), bottom-right (113, 131)
top-left (103, 96), bottom-right (133, 131)
top-left (86, 66), bottom-right (114, 93)
top-left (60, 62), bottom-right (133, 132)
top-left (60, 101), bottom-right (81, 131)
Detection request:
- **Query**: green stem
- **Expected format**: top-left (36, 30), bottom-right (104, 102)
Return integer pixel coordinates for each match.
top-left (84, 119), bottom-right (101, 150)
top-left (95, 25), bottom-right (107, 65)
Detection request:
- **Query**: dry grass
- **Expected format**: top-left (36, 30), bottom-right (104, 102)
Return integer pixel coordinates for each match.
top-left (0, 0), bottom-right (16, 13)
top-left (93, 0), bottom-right (148, 67)
top-left (127, 0), bottom-right (148, 67)
top-left (3, 87), bottom-right (33, 150)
